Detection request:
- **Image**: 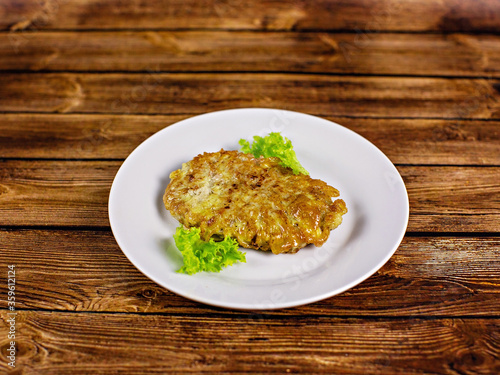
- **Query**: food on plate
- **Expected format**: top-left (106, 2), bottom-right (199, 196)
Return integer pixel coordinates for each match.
top-left (173, 226), bottom-right (245, 275)
top-left (164, 134), bottom-right (347, 262)
top-left (239, 132), bottom-right (309, 175)
top-left (164, 132), bottom-right (347, 274)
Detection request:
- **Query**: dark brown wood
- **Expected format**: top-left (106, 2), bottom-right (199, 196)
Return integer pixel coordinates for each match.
top-left (1, 2), bottom-right (499, 373)
top-left (0, 114), bottom-right (188, 159)
top-left (1, 73), bottom-right (500, 119)
top-left (0, 230), bottom-right (498, 316)
top-left (1, 114), bottom-right (499, 165)
top-left (342, 117), bottom-right (500, 166)
top-left (405, 166), bottom-right (500, 232)
top-left (2, 0), bottom-right (500, 32)
top-left (0, 311), bottom-right (498, 374)
top-left (405, 167), bottom-right (500, 216)
top-left (0, 160), bottom-right (118, 227)
top-left (0, 162), bottom-right (498, 230)
top-left (1, 32), bottom-right (500, 77)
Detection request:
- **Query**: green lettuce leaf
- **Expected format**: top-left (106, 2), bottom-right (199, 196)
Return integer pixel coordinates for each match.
top-left (173, 225), bottom-right (246, 275)
top-left (239, 132), bottom-right (308, 175)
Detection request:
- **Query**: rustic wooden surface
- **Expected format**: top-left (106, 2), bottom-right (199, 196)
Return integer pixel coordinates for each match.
top-left (0, 0), bottom-right (499, 374)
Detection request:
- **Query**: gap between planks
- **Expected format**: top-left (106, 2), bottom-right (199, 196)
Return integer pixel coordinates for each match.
top-left (0, 307), bottom-right (499, 321)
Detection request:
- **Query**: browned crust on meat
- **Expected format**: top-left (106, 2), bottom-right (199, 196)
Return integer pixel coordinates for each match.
top-left (163, 150), bottom-right (347, 254)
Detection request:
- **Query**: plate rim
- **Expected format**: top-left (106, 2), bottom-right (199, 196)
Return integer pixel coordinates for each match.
top-left (108, 107), bottom-right (410, 310)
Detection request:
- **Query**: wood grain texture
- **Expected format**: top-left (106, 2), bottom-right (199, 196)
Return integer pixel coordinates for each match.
top-left (0, 311), bottom-right (498, 374)
top-left (1, 0), bottom-right (500, 32)
top-left (1, 31), bottom-right (500, 77)
top-left (0, 161), bottom-right (498, 230)
top-left (0, 160), bottom-right (118, 227)
top-left (1, 73), bottom-right (500, 119)
top-left (0, 230), bottom-right (498, 316)
top-left (0, 1), bottom-right (498, 374)
top-left (406, 166), bottom-right (500, 232)
top-left (405, 167), bottom-right (500, 216)
top-left (0, 114), bottom-right (499, 165)
top-left (0, 114), bottom-right (188, 160)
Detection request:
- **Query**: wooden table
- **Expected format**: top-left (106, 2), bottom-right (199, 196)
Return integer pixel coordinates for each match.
top-left (1, 0), bottom-right (499, 373)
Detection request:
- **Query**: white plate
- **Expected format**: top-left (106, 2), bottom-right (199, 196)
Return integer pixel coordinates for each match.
top-left (109, 108), bottom-right (409, 310)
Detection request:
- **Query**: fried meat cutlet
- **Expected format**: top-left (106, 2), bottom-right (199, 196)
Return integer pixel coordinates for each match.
top-left (163, 150), bottom-right (347, 254)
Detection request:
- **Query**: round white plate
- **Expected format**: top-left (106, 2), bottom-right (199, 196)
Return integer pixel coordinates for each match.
top-left (109, 108), bottom-right (409, 310)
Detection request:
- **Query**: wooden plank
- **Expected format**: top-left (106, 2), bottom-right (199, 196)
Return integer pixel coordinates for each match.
top-left (2, 31), bottom-right (500, 77)
top-left (405, 166), bottom-right (500, 232)
top-left (0, 162), bottom-right (498, 230)
top-left (0, 311), bottom-right (498, 374)
top-left (341, 117), bottom-right (500, 166)
top-left (2, 0), bottom-right (500, 32)
top-left (0, 230), bottom-right (498, 316)
top-left (1, 73), bottom-right (500, 119)
top-left (0, 160), bottom-right (118, 227)
top-left (405, 166), bottom-right (500, 212)
top-left (1, 114), bottom-right (499, 165)
top-left (0, 114), bottom-right (188, 159)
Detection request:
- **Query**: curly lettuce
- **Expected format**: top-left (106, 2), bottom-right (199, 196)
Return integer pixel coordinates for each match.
top-left (174, 226), bottom-right (246, 275)
top-left (239, 132), bottom-right (308, 175)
